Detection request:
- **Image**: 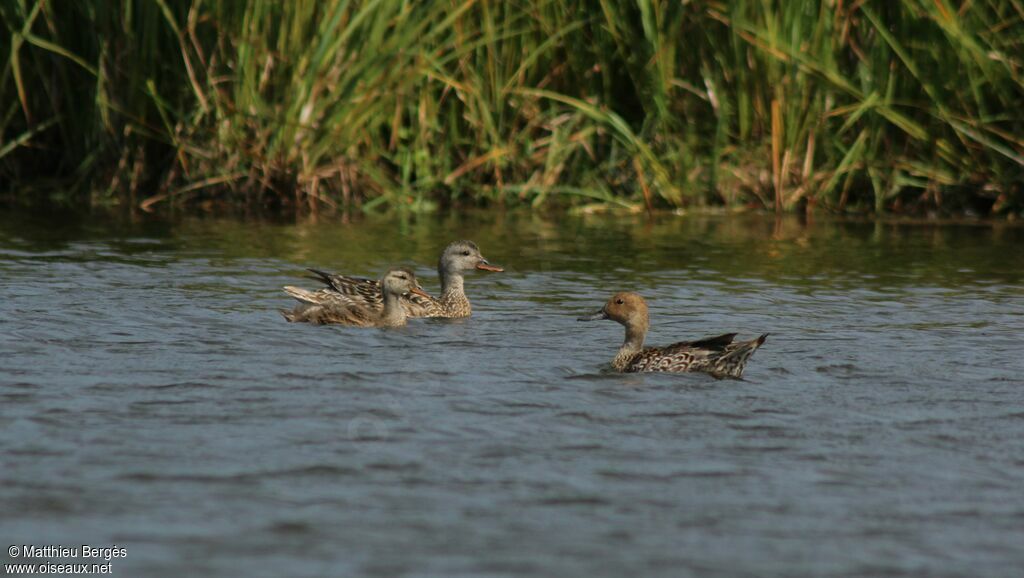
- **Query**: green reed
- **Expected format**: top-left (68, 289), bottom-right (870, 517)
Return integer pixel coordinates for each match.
top-left (1, 0), bottom-right (1022, 214)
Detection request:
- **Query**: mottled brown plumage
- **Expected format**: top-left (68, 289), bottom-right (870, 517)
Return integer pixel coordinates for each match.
top-left (304, 240), bottom-right (502, 318)
top-left (282, 268), bottom-right (429, 327)
top-left (578, 292), bottom-right (767, 378)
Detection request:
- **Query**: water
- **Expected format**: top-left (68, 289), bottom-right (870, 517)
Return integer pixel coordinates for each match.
top-left (2, 208), bottom-right (1023, 577)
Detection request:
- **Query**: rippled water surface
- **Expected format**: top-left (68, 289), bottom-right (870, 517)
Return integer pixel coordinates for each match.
top-left (2, 208), bottom-right (1023, 577)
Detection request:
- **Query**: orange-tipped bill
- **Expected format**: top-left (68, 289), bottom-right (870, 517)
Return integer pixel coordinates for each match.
top-left (409, 286), bottom-right (431, 299)
top-left (475, 259), bottom-right (503, 272)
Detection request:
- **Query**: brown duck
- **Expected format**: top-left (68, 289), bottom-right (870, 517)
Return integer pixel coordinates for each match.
top-left (305, 240), bottom-right (502, 318)
top-left (282, 268), bottom-right (430, 327)
top-left (578, 292), bottom-right (767, 378)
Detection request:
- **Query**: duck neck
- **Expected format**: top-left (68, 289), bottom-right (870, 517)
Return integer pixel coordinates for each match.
top-left (613, 319), bottom-right (647, 370)
top-left (439, 267), bottom-right (464, 295)
top-left (380, 290), bottom-right (406, 326)
top-left (439, 270), bottom-right (470, 312)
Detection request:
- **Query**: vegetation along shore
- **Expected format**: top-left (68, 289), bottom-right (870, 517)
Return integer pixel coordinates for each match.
top-left (2, 1), bottom-right (1022, 216)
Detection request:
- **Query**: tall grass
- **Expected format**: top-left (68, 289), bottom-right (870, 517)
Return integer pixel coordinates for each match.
top-left (2, 0), bottom-right (1022, 214)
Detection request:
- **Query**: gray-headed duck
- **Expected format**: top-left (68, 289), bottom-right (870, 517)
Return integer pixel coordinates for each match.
top-left (306, 240), bottom-right (502, 318)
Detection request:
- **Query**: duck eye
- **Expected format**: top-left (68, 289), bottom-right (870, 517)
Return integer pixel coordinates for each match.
top-left (615, 299), bottom-right (624, 304)
top-left (462, 251), bottom-right (471, 256)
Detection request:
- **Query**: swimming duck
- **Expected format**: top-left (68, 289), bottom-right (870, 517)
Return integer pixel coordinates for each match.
top-left (305, 240), bottom-right (502, 318)
top-left (282, 267), bottom-right (430, 327)
top-left (578, 292), bottom-right (767, 378)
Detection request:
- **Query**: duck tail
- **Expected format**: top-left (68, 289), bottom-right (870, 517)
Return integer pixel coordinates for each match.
top-left (306, 268), bottom-right (334, 285)
top-left (283, 285), bottom-right (320, 304)
top-left (734, 333), bottom-right (768, 355)
top-left (712, 333), bottom-right (768, 379)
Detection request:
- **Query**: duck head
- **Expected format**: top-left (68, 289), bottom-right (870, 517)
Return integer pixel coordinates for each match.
top-left (438, 240), bottom-right (503, 275)
top-left (578, 292), bottom-right (650, 331)
top-left (381, 267), bottom-right (430, 299)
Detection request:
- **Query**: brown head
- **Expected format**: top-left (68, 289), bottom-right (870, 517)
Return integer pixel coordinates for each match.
top-left (577, 292), bottom-right (650, 332)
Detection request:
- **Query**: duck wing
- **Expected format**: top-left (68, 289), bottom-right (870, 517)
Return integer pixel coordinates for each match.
top-left (307, 269), bottom-right (383, 306)
top-left (307, 303), bottom-right (380, 326)
top-left (306, 268), bottom-right (442, 318)
top-left (673, 333), bottom-right (738, 351)
top-left (289, 304), bottom-right (379, 326)
top-left (626, 333), bottom-right (766, 377)
top-left (283, 285), bottom-right (364, 308)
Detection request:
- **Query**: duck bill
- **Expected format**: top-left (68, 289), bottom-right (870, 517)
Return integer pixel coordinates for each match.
top-left (475, 259), bottom-right (504, 272)
top-left (409, 286), bottom-right (431, 299)
top-left (577, 308), bottom-right (609, 321)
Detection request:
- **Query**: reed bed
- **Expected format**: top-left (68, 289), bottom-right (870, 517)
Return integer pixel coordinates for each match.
top-left (2, 0), bottom-right (1022, 214)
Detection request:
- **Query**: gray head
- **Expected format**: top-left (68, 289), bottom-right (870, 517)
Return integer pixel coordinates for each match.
top-left (380, 267), bottom-right (429, 299)
top-left (438, 240), bottom-right (503, 276)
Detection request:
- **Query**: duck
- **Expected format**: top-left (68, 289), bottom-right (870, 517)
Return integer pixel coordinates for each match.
top-left (578, 292), bottom-right (767, 378)
top-left (305, 240), bottom-right (502, 318)
top-left (282, 267), bottom-right (430, 327)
